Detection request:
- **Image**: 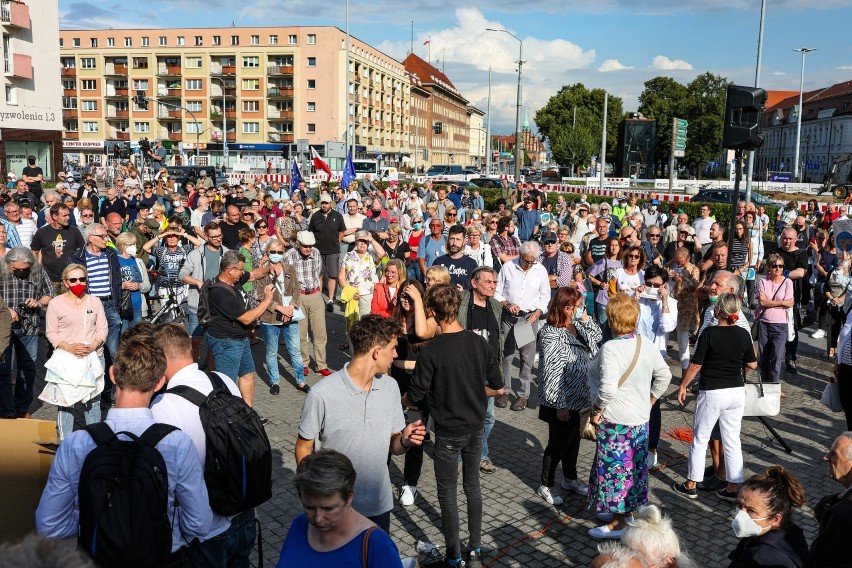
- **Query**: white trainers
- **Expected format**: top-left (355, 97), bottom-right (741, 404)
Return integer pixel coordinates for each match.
top-left (536, 485), bottom-right (563, 505)
top-left (560, 478), bottom-right (589, 496)
top-left (588, 524), bottom-right (623, 539)
top-left (399, 485), bottom-right (418, 506)
top-left (812, 329), bottom-right (826, 339)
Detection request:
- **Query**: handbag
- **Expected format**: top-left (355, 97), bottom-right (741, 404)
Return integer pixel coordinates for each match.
top-left (119, 290), bottom-right (133, 320)
top-left (821, 381), bottom-right (844, 413)
top-left (582, 337), bottom-right (643, 439)
top-left (743, 372), bottom-right (781, 417)
top-left (753, 277), bottom-right (787, 340)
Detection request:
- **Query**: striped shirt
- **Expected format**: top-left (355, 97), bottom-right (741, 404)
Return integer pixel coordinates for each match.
top-left (84, 248), bottom-right (112, 297)
top-left (283, 246), bottom-right (322, 291)
top-left (12, 219), bottom-right (36, 249)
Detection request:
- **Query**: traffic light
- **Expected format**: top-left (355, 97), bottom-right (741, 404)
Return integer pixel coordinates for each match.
top-left (722, 85), bottom-right (767, 150)
top-left (133, 90), bottom-right (148, 110)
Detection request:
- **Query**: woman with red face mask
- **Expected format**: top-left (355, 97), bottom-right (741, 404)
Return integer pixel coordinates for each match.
top-left (45, 264), bottom-right (108, 440)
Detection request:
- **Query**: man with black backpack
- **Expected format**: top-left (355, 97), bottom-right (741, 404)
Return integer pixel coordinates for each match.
top-left (151, 323), bottom-right (271, 567)
top-left (36, 334), bottom-right (211, 567)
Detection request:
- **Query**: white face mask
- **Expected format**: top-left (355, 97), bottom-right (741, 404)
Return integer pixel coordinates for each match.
top-left (125, 245), bottom-right (137, 257)
top-left (732, 509), bottom-right (770, 538)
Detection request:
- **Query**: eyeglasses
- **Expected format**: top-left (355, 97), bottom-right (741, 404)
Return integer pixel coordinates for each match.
top-left (356, 239), bottom-right (371, 244)
top-left (627, 254), bottom-right (640, 259)
top-left (447, 213), bottom-right (457, 217)
top-left (648, 234), bottom-right (661, 238)
top-left (65, 276), bottom-right (87, 283)
top-left (242, 214), bottom-right (253, 218)
top-left (678, 231), bottom-right (689, 235)
top-left (208, 234), bottom-right (223, 239)
top-left (770, 264), bottom-right (785, 268)
top-left (543, 240), bottom-right (557, 245)
top-left (90, 233), bottom-right (108, 239)
top-left (81, 214), bottom-right (94, 218)
top-left (268, 250), bottom-right (284, 254)
top-left (257, 225), bottom-right (268, 229)
top-left (644, 282), bottom-right (663, 288)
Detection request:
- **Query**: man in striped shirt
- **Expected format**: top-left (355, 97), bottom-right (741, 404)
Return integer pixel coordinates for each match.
top-left (70, 222), bottom-right (122, 411)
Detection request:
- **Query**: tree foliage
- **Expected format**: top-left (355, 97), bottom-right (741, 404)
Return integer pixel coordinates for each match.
top-left (638, 76), bottom-right (688, 176)
top-left (535, 84), bottom-right (623, 174)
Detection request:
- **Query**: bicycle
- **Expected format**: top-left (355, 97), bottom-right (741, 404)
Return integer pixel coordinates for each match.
top-left (147, 280), bottom-right (187, 325)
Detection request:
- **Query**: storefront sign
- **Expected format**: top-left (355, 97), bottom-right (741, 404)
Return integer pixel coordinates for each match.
top-left (62, 141), bottom-right (104, 150)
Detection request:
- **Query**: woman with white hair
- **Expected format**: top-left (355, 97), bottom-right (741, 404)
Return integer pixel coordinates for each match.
top-left (621, 505), bottom-right (695, 567)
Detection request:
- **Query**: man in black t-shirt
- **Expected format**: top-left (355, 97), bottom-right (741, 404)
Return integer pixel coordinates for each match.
top-left (219, 205), bottom-right (249, 250)
top-left (777, 227), bottom-right (809, 373)
top-left (21, 155), bottom-right (43, 200)
top-left (583, 218), bottom-right (611, 268)
top-left (206, 250), bottom-right (271, 406)
top-left (434, 226), bottom-right (478, 290)
top-left (308, 194), bottom-right (345, 306)
top-left (30, 204), bottom-right (85, 291)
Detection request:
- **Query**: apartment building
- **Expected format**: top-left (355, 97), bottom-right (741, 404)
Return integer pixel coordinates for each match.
top-left (0, 0), bottom-right (62, 180)
top-left (58, 26), bottom-right (411, 170)
top-left (404, 53), bottom-right (470, 173)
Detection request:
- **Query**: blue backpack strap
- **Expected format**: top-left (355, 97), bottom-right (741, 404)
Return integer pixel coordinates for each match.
top-left (84, 422), bottom-right (117, 446)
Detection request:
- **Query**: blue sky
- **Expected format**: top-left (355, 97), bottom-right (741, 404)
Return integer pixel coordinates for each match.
top-left (59, 0), bottom-right (852, 135)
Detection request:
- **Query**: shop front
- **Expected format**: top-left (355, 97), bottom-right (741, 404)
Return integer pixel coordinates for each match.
top-left (1, 128), bottom-right (62, 181)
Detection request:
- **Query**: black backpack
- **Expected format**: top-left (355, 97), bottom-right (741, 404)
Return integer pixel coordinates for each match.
top-left (168, 372), bottom-right (272, 516)
top-left (197, 279), bottom-right (234, 328)
top-left (78, 422), bottom-right (178, 568)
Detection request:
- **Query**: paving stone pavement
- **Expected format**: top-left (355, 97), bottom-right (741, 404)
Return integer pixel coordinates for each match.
top-left (29, 311), bottom-right (846, 567)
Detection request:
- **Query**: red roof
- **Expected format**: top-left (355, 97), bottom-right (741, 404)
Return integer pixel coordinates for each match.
top-left (765, 80), bottom-right (852, 123)
top-left (402, 53), bottom-right (467, 103)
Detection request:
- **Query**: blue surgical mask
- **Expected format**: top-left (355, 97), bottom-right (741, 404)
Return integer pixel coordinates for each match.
top-left (268, 253), bottom-right (283, 264)
top-left (413, 222), bottom-right (422, 230)
top-left (574, 306), bottom-right (585, 319)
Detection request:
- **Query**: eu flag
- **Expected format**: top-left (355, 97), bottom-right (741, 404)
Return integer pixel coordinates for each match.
top-left (341, 151), bottom-right (356, 191)
top-left (290, 158), bottom-right (302, 196)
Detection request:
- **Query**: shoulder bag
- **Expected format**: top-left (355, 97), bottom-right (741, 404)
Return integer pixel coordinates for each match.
top-left (743, 370), bottom-right (781, 417)
top-left (580, 336), bottom-right (643, 440)
top-left (752, 277), bottom-right (787, 340)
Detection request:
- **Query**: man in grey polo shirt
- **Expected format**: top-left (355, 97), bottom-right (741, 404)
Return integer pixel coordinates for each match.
top-left (295, 315), bottom-right (425, 532)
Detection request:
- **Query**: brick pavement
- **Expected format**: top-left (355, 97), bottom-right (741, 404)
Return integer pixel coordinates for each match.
top-left (29, 313), bottom-right (846, 567)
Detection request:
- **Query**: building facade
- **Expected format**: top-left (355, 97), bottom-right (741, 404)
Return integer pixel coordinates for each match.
top-left (468, 106), bottom-right (485, 169)
top-left (1, 0), bottom-right (62, 180)
top-left (58, 26), bottom-right (411, 171)
top-left (756, 81), bottom-right (852, 182)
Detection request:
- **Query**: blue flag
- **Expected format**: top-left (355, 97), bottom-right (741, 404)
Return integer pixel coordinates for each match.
top-left (290, 158), bottom-right (302, 196)
top-left (341, 151), bottom-right (356, 191)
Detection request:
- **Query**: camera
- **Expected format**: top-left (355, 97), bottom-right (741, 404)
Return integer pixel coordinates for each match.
top-left (138, 137), bottom-right (151, 154)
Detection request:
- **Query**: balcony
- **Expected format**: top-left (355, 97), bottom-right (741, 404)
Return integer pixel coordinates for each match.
top-left (64, 131), bottom-right (79, 140)
top-left (226, 132), bottom-right (236, 142)
top-left (105, 88), bottom-right (129, 98)
top-left (63, 88), bottom-right (75, 97)
top-left (269, 132), bottom-right (294, 143)
top-left (104, 64), bottom-right (128, 76)
top-left (5, 53), bottom-right (31, 79)
top-left (62, 108), bottom-right (77, 119)
top-left (266, 64), bottom-right (294, 76)
top-left (166, 132), bottom-right (182, 141)
top-left (105, 110), bottom-right (129, 120)
top-left (220, 65), bottom-right (236, 75)
top-left (61, 67), bottom-right (76, 76)
top-left (267, 108), bottom-right (294, 120)
top-left (113, 132), bottom-right (130, 141)
top-left (267, 86), bottom-right (293, 98)
top-left (1, 1), bottom-right (30, 29)
top-left (168, 109), bottom-right (182, 118)
top-left (157, 64), bottom-right (181, 76)
top-left (158, 87), bottom-right (182, 98)
top-left (211, 85), bottom-right (236, 98)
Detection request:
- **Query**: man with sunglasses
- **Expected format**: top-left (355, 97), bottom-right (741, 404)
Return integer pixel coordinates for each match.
top-left (225, 186), bottom-right (250, 211)
top-left (70, 223), bottom-right (122, 411)
top-left (308, 195), bottom-right (345, 310)
top-left (219, 205), bottom-right (249, 250)
top-left (537, 231), bottom-right (572, 298)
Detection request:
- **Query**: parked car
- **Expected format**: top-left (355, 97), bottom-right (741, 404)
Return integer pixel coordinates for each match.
top-left (431, 179), bottom-right (479, 189)
top-left (468, 177), bottom-right (517, 190)
top-left (691, 188), bottom-right (782, 208)
top-left (167, 166), bottom-right (227, 191)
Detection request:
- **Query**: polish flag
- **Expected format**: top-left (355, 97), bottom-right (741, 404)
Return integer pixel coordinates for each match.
top-left (311, 147), bottom-right (332, 180)
top-left (423, 38), bottom-right (430, 45)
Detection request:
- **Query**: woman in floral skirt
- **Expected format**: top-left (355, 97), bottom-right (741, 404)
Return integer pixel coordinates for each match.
top-left (586, 292), bottom-right (672, 540)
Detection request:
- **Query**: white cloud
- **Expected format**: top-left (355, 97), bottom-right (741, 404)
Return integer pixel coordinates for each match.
top-left (773, 71), bottom-right (787, 76)
top-left (650, 55), bottom-right (693, 71)
top-left (836, 66), bottom-right (852, 70)
top-left (598, 59), bottom-right (633, 72)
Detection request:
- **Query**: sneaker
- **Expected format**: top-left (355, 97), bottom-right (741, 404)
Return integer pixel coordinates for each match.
top-left (399, 485), bottom-right (418, 506)
top-left (326, 301), bottom-right (334, 312)
top-left (303, 367), bottom-right (310, 376)
top-left (536, 485), bottom-right (563, 506)
top-left (588, 524), bottom-right (623, 539)
top-left (671, 481), bottom-right (698, 499)
top-left (648, 452), bottom-right (659, 471)
top-left (697, 476), bottom-right (727, 491)
top-left (269, 384), bottom-right (280, 395)
top-left (812, 329), bottom-right (826, 339)
top-left (510, 396), bottom-right (528, 411)
top-left (296, 383), bottom-right (311, 394)
top-left (317, 368), bottom-right (332, 377)
top-left (786, 360), bottom-right (798, 374)
top-left (479, 458), bottom-right (496, 474)
top-left (494, 394), bottom-right (508, 408)
top-left (716, 487), bottom-right (739, 502)
top-left (560, 478), bottom-right (589, 496)
top-left (467, 549), bottom-right (482, 568)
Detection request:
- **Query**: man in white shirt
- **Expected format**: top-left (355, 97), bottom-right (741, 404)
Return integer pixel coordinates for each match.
top-left (494, 240), bottom-right (550, 411)
top-left (4, 200), bottom-right (36, 248)
top-left (692, 204), bottom-right (715, 248)
top-left (340, 198), bottom-right (366, 254)
top-left (148, 323), bottom-right (258, 568)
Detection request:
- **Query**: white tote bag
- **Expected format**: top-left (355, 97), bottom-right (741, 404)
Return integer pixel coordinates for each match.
top-left (821, 381), bottom-right (844, 413)
top-left (743, 376), bottom-right (781, 417)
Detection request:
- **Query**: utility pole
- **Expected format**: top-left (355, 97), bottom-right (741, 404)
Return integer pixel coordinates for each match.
top-left (599, 92), bottom-right (608, 190)
top-left (668, 120), bottom-right (676, 191)
top-left (485, 67), bottom-right (491, 175)
top-left (485, 28), bottom-right (523, 181)
top-left (793, 47), bottom-right (816, 182)
top-left (744, 0), bottom-right (767, 203)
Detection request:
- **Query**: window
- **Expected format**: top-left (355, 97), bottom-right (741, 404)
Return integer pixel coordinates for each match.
top-left (243, 122), bottom-right (260, 134)
top-left (186, 79), bottom-right (202, 91)
top-left (195, 36), bottom-right (203, 46)
top-left (82, 101), bottom-right (98, 111)
top-left (212, 35), bottom-right (221, 46)
top-left (5, 85), bottom-right (15, 105)
top-left (108, 37), bottom-right (115, 47)
top-left (288, 35), bottom-right (297, 44)
top-left (186, 57), bottom-right (202, 69)
top-left (90, 38), bottom-right (98, 48)
top-left (81, 79), bottom-right (96, 90)
top-left (307, 57), bottom-right (316, 67)
top-left (176, 36), bottom-right (185, 46)
top-left (141, 36), bottom-right (149, 46)
top-left (61, 57), bottom-right (75, 69)
top-left (307, 79), bottom-right (316, 89)
top-left (124, 37), bottom-right (132, 47)
top-left (250, 35), bottom-right (259, 45)
top-left (186, 122), bottom-right (202, 134)
top-left (62, 97), bottom-right (77, 109)
top-left (132, 79), bottom-right (148, 91)
top-left (115, 100), bottom-right (129, 111)
top-left (59, 38), bottom-right (63, 47)
top-left (242, 79), bottom-right (259, 90)
top-left (307, 102), bottom-right (316, 112)
top-left (306, 123), bottom-right (316, 133)
top-left (269, 35), bottom-right (278, 45)
top-left (243, 100), bottom-right (259, 112)
top-left (231, 35), bottom-right (239, 46)
top-left (132, 57), bottom-right (148, 69)
top-left (280, 122), bottom-right (293, 133)
top-left (132, 99), bottom-right (147, 112)
top-left (307, 34), bottom-right (316, 45)
top-left (80, 58), bottom-right (96, 69)
top-left (64, 121), bottom-right (78, 132)
top-left (274, 55), bottom-right (294, 66)
top-left (62, 79), bottom-right (76, 90)
top-left (159, 36), bottom-right (167, 46)
top-left (114, 121), bottom-right (129, 132)
top-left (134, 122), bottom-right (150, 133)
top-left (242, 56), bottom-right (259, 68)
top-left (83, 122), bottom-right (99, 133)
top-left (73, 38), bottom-right (80, 47)
top-left (186, 101), bottom-right (202, 112)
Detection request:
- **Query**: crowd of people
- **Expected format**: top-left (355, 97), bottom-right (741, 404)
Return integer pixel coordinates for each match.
top-left (0, 163), bottom-right (845, 567)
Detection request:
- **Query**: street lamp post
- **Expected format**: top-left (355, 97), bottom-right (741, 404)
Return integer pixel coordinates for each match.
top-left (211, 77), bottom-right (228, 168)
top-left (486, 28), bottom-right (523, 181)
top-left (793, 47), bottom-right (816, 182)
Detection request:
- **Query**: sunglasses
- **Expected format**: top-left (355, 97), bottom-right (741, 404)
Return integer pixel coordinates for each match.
top-left (770, 264), bottom-right (785, 268)
top-left (644, 282), bottom-right (663, 288)
top-left (543, 240), bottom-right (557, 245)
top-left (81, 214), bottom-right (94, 218)
top-left (678, 231), bottom-right (689, 235)
top-left (649, 234), bottom-right (661, 238)
top-left (257, 225), bottom-right (268, 229)
top-left (447, 213), bottom-right (457, 217)
top-left (627, 254), bottom-right (640, 259)
top-left (66, 276), bottom-right (87, 283)
top-left (208, 234), bottom-right (223, 239)
top-left (243, 214), bottom-right (253, 218)
top-left (356, 239), bottom-right (371, 244)
top-left (268, 250), bottom-right (284, 254)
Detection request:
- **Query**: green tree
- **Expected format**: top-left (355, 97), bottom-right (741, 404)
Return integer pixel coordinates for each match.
top-left (683, 72), bottom-right (730, 176)
top-left (638, 76), bottom-right (688, 176)
top-left (535, 83), bottom-right (623, 174)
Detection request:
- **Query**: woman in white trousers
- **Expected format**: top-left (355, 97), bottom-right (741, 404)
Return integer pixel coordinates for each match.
top-left (672, 293), bottom-right (758, 502)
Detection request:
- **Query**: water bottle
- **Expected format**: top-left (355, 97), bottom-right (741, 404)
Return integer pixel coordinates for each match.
top-left (416, 540), bottom-right (441, 559)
